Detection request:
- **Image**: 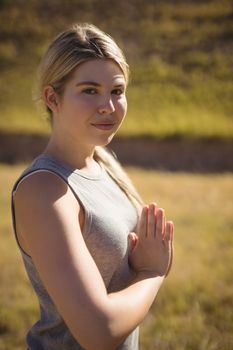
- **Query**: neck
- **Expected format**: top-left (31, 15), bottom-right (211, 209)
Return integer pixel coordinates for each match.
top-left (44, 131), bottom-right (96, 171)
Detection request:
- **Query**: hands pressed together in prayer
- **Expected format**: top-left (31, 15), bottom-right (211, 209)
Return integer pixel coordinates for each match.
top-left (129, 203), bottom-right (174, 278)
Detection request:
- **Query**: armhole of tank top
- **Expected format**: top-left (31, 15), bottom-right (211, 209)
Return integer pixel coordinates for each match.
top-left (11, 169), bottom-right (92, 258)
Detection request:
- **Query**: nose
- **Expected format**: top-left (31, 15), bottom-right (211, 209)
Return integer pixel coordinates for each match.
top-left (98, 95), bottom-right (115, 115)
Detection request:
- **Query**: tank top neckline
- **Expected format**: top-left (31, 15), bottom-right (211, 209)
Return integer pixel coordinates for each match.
top-left (37, 153), bottom-right (104, 181)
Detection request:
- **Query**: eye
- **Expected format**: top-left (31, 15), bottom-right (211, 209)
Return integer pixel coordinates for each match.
top-left (112, 88), bottom-right (124, 96)
top-left (83, 88), bottom-right (97, 95)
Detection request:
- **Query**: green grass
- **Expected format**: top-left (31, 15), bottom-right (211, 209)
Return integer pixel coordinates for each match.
top-left (1, 65), bottom-right (232, 138)
top-left (124, 65), bottom-right (233, 138)
top-left (0, 163), bottom-right (233, 349)
top-left (0, 0), bottom-right (232, 138)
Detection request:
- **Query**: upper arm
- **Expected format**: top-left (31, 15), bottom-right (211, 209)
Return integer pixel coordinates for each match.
top-left (14, 171), bottom-right (110, 348)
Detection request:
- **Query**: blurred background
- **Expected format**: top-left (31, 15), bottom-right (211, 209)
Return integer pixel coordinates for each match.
top-left (0, 0), bottom-right (232, 349)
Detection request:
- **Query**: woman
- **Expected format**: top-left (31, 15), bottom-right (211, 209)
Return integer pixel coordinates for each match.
top-left (11, 23), bottom-right (174, 350)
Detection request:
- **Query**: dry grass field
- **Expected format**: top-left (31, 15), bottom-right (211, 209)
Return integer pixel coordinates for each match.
top-left (0, 163), bottom-right (232, 349)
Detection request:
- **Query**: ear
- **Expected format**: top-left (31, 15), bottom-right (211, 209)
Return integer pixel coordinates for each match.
top-left (42, 85), bottom-right (59, 113)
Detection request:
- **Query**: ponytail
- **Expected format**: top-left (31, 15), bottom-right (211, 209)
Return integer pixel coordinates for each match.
top-left (94, 146), bottom-right (144, 215)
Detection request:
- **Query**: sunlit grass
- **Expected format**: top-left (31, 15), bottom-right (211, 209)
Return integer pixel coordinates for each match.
top-left (120, 64), bottom-right (233, 138)
top-left (0, 106), bottom-right (49, 135)
top-left (1, 68), bottom-right (232, 138)
top-left (0, 0), bottom-right (232, 139)
top-left (127, 168), bottom-right (233, 349)
top-left (0, 164), bottom-right (38, 349)
top-left (1, 49), bottom-right (232, 138)
top-left (0, 164), bottom-right (232, 349)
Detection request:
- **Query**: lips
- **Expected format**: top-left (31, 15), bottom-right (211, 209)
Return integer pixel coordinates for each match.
top-left (91, 123), bottom-right (115, 130)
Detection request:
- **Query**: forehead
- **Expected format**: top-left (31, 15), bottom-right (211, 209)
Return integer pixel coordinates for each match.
top-left (71, 59), bottom-right (126, 84)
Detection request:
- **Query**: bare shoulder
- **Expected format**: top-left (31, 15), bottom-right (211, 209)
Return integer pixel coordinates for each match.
top-left (14, 170), bottom-right (82, 221)
top-left (14, 170), bottom-right (76, 206)
top-left (14, 170), bottom-right (82, 252)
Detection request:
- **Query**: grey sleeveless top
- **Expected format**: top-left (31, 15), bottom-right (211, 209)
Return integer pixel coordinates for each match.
top-left (11, 154), bottom-right (139, 350)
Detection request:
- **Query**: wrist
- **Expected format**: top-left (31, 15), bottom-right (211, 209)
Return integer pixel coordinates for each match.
top-left (135, 270), bottom-right (165, 283)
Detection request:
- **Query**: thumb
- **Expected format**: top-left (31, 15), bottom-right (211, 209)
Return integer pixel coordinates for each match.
top-left (128, 232), bottom-right (138, 253)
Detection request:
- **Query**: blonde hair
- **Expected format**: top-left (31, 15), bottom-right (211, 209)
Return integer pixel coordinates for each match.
top-left (38, 23), bottom-right (129, 110)
top-left (37, 23), bottom-right (143, 212)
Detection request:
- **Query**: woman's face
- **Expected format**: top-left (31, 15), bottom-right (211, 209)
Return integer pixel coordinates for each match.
top-left (52, 58), bottom-right (127, 148)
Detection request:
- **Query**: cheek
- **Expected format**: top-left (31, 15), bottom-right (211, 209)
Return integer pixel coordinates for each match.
top-left (75, 95), bottom-right (98, 112)
top-left (62, 95), bottom-right (92, 116)
top-left (118, 98), bottom-right (127, 118)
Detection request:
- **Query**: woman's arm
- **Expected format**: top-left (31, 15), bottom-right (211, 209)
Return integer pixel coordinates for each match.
top-left (14, 171), bottom-right (173, 350)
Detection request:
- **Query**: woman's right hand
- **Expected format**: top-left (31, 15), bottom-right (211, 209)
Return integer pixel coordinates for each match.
top-left (128, 203), bottom-right (174, 277)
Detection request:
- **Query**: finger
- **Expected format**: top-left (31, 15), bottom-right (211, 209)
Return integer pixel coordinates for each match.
top-left (147, 203), bottom-right (156, 238)
top-left (165, 222), bottom-right (174, 277)
top-left (155, 208), bottom-right (165, 239)
top-left (164, 221), bottom-right (174, 241)
top-left (128, 232), bottom-right (138, 253)
top-left (162, 213), bottom-right (166, 240)
top-left (137, 206), bottom-right (148, 238)
top-left (153, 202), bottom-right (159, 228)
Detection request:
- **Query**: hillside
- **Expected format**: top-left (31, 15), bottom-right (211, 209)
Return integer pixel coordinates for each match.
top-left (0, 0), bottom-right (232, 138)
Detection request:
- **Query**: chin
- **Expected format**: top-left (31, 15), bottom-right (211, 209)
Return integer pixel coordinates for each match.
top-left (95, 133), bottom-right (116, 147)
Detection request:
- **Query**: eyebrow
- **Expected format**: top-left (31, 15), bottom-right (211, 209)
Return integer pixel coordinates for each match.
top-left (75, 81), bottom-right (125, 87)
top-left (76, 81), bottom-right (100, 87)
